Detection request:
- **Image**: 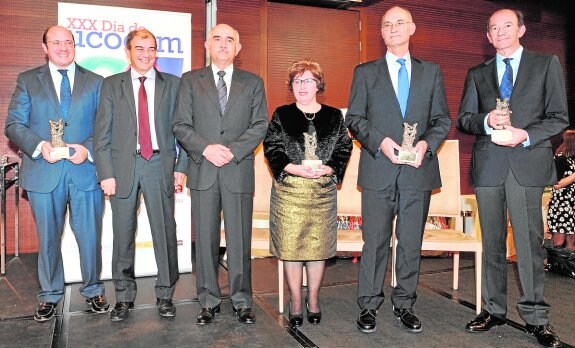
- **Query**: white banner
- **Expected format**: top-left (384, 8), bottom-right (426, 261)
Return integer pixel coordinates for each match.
top-left (57, 3), bottom-right (193, 282)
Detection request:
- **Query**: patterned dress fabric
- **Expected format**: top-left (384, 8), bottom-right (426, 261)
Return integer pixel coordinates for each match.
top-left (547, 154), bottom-right (575, 235)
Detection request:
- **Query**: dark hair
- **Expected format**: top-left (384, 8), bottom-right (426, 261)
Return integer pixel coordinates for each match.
top-left (287, 59), bottom-right (325, 94)
top-left (42, 26), bottom-right (75, 45)
top-left (556, 129), bottom-right (575, 157)
top-left (125, 28), bottom-right (157, 50)
top-left (487, 9), bottom-right (524, 32)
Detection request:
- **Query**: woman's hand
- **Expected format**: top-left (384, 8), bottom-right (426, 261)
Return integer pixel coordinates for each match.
top-left (284, 163), bottom-right (331, 179)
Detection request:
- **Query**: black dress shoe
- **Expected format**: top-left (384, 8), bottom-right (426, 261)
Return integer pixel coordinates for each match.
top-left (393, 307), bottom-right (422, 333)
top-left (233, 307), bottom-right (256, 324)
top-left (465, 310), bottom-right (506, 332)
top-left (34, 302), bottom-right (57, 322)
top-left (357, 308), bottom-right (377, 333)
top-left (196, 305), bottom-right (220, 325)
top-left (288, 300), bottom-right (303, 328)
top-left (525, 324), bottom-right (562, 348)
top-left (157, 298), bottom-right (176, 317)
top-left (86, 295), bottom-right (109, 313)
top-left (305, 297), bottom-right (322, 324)
top-left (110, 302), bottom-right (134, 322)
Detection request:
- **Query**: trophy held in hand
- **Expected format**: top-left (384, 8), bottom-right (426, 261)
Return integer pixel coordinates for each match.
top-left (302, 131), bottom-right (322, 171)
top-left (398, 122), bottom-right (418, 164)
top-left (49, 119), bottom-right (70, 159)
top-left (491, 98), bottom-right (513, 142)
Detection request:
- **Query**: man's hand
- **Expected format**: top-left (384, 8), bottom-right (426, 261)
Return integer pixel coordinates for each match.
top-left (174, 172), bottom-right (187, 193)
top-left (40, 141), bottom-right (61, 163)
top-left (379, 137), bottom-right (402, 164)
top-left (67, 144), bottom-right (88, 164)
top-left (100, 178), bottom-right (116, 196)
top-left (405, 140), bottom-right (428, 168)
top-left (487, 109), bottom-right (511, 130)
top-left (203, 144), bottom-right (234, 167)
top-left (491, 125), bottom-right (528, 147)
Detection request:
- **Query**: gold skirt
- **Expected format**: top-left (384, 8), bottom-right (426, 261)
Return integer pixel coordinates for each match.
top-left (269, 175), bottom-right (337, 261)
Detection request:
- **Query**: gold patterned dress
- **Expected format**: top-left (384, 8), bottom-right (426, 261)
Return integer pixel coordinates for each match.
top-left (263, 103), bottom-right (352, 261)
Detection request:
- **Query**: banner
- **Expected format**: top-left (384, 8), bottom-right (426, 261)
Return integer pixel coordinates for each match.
top-left (58, 3), bottom-right (193, 282)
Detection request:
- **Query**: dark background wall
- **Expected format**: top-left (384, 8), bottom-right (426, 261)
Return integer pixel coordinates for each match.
top-left (1, 0), bottom-right (573, 253)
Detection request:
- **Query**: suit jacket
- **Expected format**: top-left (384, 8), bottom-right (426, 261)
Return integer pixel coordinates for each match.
top-left (457, 49), bottom-right (569, 187)
top-left (346, 57), bottom-right (451, 191)
top-left (93, 68), bottom-right (188, 198)
top-left (173, 66), bottom-right (269, 193)
top-left (5, 63), bottom-right (102, 193)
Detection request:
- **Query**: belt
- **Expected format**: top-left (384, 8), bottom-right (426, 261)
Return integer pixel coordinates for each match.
top-left (136, 149), bottom-right (160, 155)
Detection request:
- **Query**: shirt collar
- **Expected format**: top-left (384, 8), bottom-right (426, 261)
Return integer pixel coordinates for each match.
top-left (385, 51), bottom-right (411, 67)
top-left (211, 63), bottom-right (234, 78)
top-left (48, 61), bottom-right (76, 75)
top-left (130, 67), bottom-right (156, 81)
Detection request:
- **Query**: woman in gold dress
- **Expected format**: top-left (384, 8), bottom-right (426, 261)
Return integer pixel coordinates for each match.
top-left (263, 59), bottom-right (352, 327)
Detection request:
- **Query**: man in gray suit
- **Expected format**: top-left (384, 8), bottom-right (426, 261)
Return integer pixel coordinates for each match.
top-left (457, 9), bottom-right (568, 348)
top-left (94, 28), bottom-right (187, 321)
top-left (346, 6), bottom-right (451, 334)
top-left (173, 23), bottom-right (268, 325)
top-left (5, 25), bottom-right (108, 322)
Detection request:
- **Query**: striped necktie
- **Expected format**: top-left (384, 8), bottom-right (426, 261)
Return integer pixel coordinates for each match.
top-left (58, 69), bottom-right (72, 119)
top-left (500, 58), bottom-right (513, 100)
top-left (217, 71), bottom-right (227, 113)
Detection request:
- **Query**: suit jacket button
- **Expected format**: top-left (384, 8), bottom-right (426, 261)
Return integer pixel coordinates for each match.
top-left (220, 131), bottom-right (224, 134)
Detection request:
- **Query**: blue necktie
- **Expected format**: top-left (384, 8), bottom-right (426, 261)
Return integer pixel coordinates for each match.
top-left (500, 58), bottom-right (513, 100)
top-left (397, 58), bottom-right (409, 117)
top-left (217, 70), bottom-right (227, 113)
top-left (58, 69), bottom-right (72, 119)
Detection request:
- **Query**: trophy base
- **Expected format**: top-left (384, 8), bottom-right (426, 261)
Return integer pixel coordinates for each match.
top-left (491, 129), bottom-right (512, 142)
top-left (398, 150), bottom-right (418, 164)
top-left (302, 159), bottom-right (323, 172)
top-left (51, 146), bottom-right (70, 159)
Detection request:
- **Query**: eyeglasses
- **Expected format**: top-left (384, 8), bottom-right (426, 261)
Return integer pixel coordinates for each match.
top-left (382, 21), bottom-right (411, 31)
top-left (292, 78), bottom-right (317, 86)
top-left (489, 23), bottom-right (514, 34)
top-left (47, 40), bottom-right (75, 47)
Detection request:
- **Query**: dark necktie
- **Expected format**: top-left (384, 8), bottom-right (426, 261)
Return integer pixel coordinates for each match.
top-left (138, 76), bottom-right (153, 160)
top-left (397, 58), bottom-right (409, 117)
top-left (500, 58), bottom-right (514, 100)
top-left (58, 69), bottom-right (72, 119)
top-left (217, 70), bottom-right (227, 113)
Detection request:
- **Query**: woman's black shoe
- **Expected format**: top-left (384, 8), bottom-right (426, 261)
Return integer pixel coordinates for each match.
top-left (306, 297), bottom-right (322, 324)
top-left (288, 301), bottom-right (303, 327)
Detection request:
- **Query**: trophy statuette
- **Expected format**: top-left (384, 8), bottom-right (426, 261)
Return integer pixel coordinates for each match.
top-left (397, 122), bottom-right (419, 164)
top-left (302, 131), bottom-right (322, 171)
top-left (491, 98), bottom-right (513, 142)
top-left (49, 119), bottom-right (70, 159)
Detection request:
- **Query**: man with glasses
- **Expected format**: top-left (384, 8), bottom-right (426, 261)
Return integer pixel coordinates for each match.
top-left (94, 28), bottom-right (187, 322)
top-left (173, 24), bottom-right (268, 325)
top-left (5, 25), bottom-right (108, 321)
top-left (457, 9), bottom-right (568, 347)
top-left (346, 6), bottom-right (451, 333)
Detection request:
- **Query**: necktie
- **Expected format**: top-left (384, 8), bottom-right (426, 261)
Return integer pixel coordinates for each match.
top-left (138, 76), bottom-right (153, 160)
top-left (500, 58), bottom-right (514, 100)
top-left (217, 70), bottom-right (227, 113)
top-left (397, 58), bottom-right (409, 117)
top-left (58, 69), bottom-right (72, 119)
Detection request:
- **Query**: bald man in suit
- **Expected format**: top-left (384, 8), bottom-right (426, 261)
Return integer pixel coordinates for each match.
top-left (173, 24), bottom-right (269, 325)
top-left (5, 25), bottom-right (108, 322)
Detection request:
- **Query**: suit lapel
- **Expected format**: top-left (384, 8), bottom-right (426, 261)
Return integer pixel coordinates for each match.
top-left (225, 69), bottom-right (245, 114)
top-left (121, 70), bottom-right (137, 124)
top-left (37, 64), bottom-right (62, 120)
top-left (198, 66), bottom-right (221, 113)
top-left (376, 58), bottom-right (403, 119)
top-left (405, 59), bottom-right (425, 121)
top-left (480, 58), bottom-right (500, 100)
top-left (154, 69), bottom-right (166, 132)
top-left (67, 65), bottom-right (87, 121)
top-left (512, 49), bottom-right (532, 102)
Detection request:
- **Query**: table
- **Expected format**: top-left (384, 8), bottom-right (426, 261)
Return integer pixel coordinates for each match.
top-left (1, 157), bottom-right (19, 276)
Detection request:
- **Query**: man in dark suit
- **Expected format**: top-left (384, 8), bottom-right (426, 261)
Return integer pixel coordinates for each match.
top-left (457, 9), bottom-right (568, 348)
top-left (5, 25), bottom-right (108, 321)
top-left (173, 23), bottom-right (268, 325)
top-left (93, 29), bottom-right (187, 321)
top-left (346, 6), bottom-right (451, 334)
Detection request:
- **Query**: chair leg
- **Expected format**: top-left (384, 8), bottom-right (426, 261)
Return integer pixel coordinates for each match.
top-left (302, 265), bottom-right (307, 287)
top-left (475, 251), bottom-right (482, 314)
top-left (278, 259), bottom-right (284, 313)
top-left (453, 252), bottom-right (460, 290)
top-left (391, 237), bottom-right (397, 287)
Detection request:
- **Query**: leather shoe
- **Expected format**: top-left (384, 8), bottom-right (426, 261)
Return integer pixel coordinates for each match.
top-left (86, 295), bottom-right (109, 313)
top-left (525, 324), bottom-right (562, 348)
top-left (233, 307), bottom-right (256, 324)
top-left (465, 310), bottom-right (506, 332)
top-left (288, 301), bottom-right (303, 328)
top-left (357, 308), bottom-right (377, 333)
top-left (110, 302), bottom-right (134, 322)
top-left (305, 297), bottom-right (322, 324)
top-left (393, 307), bottom-right (422, 332)
top-left (157, 298), bottom-right (176, 317)
top-left (34, 302), bottom-right (57, 322)
top-left (196, 305), bottom-right (220, 325)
